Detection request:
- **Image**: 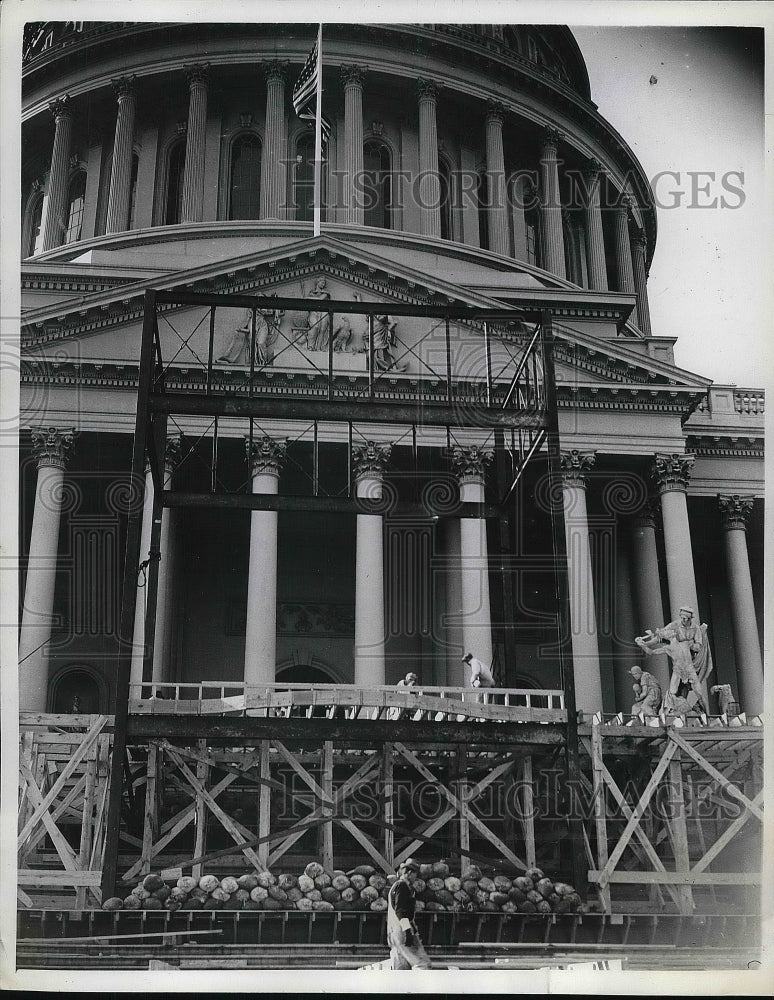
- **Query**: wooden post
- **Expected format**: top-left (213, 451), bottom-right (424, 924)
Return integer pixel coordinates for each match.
top-left (383, 742), bottom-right (394, 868)
top-left (319, 740), bottom-right (334, 872)
top-left (192, 738), bottom-right (208, 880)
top-left (257, 739), bottom-right (271, 869)
top-left (521, 755), bottom-right (537, 871)
top-left (140, 742), bottom-right (159, 876)
top-left (590, 724), bottom-right (611, 913)
top-left (75, 747), bottom-right (98, 908)
top-left (667, 750), bottom-right (694, 915)
top-left (457, 744), bottom-right (470, 877)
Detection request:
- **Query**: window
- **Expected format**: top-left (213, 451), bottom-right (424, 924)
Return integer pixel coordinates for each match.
top-left (164, 139), bottom-right (186, 225)
top-left (293, 133), bottom-right (327, 222)
top-left (362, 140), bottom-right (392, 229)
top-left (439, 157), bottom-right (453, 240)
top-left (127, 153), bottom-right (139, 230)
top-left (25, 192), bottom-right (44, 257)
top-left (63, 171), bottom-right (86, 244)
top-left (229, 133), bottom-right (261, 220)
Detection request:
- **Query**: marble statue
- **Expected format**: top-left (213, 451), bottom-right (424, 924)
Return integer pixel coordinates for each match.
top-left (216, 302), bottom-right (284, 366)
top-left (710, 683), bottom-right (738, 717)
top-left (635, 606), bottom-right (712, 714)
top-left (629, 664), bottom-right (662, 717)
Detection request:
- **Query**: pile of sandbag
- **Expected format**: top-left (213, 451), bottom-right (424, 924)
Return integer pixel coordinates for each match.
top-left (102, 861), bottom-right (581, 915)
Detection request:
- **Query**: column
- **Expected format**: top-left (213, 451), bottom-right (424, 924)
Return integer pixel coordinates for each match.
top-left (560, 450), bottom-right (603, 715)
top-left (260, 61), bottom-right (288, 221)
top-left (341, 65), bottom-right (366, 226)
top-left (244, 437), bottom-right (287, 686)
top-left (583, 159), bottom-right (608, 291)
top-left (538, 127), bottom-right (566, 278)
top-left (41, 97), bottom-right (73, 252)
top-left (416, 79), bottom-right (441, 238)
top-left (718, 495), bottom-right (763, 714)
top-left (612, 540), bottom-right (637, 711)
top-left (613, 194), bottom-right (638, 325)
top-left (452, 446), bottom-right (494, 674)
top-left (180, 64), bottom-right (210, 224)
top-left (652, 454), bottom-right (700, 622)
top-left (151, 436), bottom-right (182, 685)
top-left (484, 102), bottom-right (509, 256)
top-left (105, 76), bottom-right (137, 234)
top-left (631, 230), bottom-right (653, 335)
top-left (19, 428), bottom-right (75, 710)
top-left (353, 442), bottom-right (392, 686)
top-left (630, 499), bottom-right (669, 689)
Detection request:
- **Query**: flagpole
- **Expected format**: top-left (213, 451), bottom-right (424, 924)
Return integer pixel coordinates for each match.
top-left (313, 23), bottom-right (323, 237)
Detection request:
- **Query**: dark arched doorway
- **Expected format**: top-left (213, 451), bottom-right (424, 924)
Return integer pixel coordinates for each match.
top-left (49, 666), bottom-right (104, 713)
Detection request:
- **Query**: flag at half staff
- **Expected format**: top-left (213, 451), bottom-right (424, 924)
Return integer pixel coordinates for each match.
top-left (292, 38), bottom-right (331, 145)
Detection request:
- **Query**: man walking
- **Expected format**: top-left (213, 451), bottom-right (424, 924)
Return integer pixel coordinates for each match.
top-left (386, 858), bottom-right (431, 969)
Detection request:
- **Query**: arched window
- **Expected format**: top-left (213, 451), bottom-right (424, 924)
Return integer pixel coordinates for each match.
top-left (476, 172), bottom-right (489, 250)
top-left (24, 191), bottom-right (44, 257)
top-left (164, 139), bottom-right (186, 225)
top-left (293, 133), bottom-right (327, 222)
top-left (438, 157), bottom-right (453, 240)
top-left (363, 140), bottom-right (392, 229)
top-left (229, 133), bottom-right (261, 220)
top-left (49, 665), bottom-right (105, 714)
top-left (127, 153), bottom-right (139, 230)
top-left (63, 170), bottom-right (86, 244)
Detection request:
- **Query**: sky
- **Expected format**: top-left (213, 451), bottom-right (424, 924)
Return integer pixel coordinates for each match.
top-left (573, 25), bottom-right (767, 387)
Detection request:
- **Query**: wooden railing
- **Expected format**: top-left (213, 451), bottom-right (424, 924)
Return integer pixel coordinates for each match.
top-left (127, 682), bottom-right (566, 723)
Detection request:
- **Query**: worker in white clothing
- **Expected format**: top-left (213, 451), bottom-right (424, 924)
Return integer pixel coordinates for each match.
top-left (386, 858), bottom-right (431, 969)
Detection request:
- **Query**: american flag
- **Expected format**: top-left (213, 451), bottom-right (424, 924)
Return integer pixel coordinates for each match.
top-left (292, 39), bottom-right (331, 146)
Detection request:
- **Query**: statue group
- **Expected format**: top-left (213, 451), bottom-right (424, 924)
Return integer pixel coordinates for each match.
top-left (216, 278), bottom-right (407, 372)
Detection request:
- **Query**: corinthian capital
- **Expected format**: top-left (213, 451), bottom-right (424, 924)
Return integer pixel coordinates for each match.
top-left (541, 126), bottom-right (564, 151)
top-left (263, 60), bottom-right (288, 83)
top-left (718, 494), bottom-right (755, 531)
top-left (246, 435), bottom-right (287, 478)
top-left (30, 427), bottom-right (75, 470)
top-left (341, 64), bottom-right (367, 88)
top-left (560, 449), bottom-right (596, 488)
top-left (451, 445), bottom-right (493, 483)
top-left (652, 453), bottom-right (694, 493)
top-left (353, 441), bottom-right (392, 481)
top-left (49, 96), bottom-right (72, 122)
top-left (185, 63), bottom-right (210, 87)
top-left (416, 78), bottom-right (440, 102)
top-left (485, 100), bottom-right (506, 125)
top-left (111, 75), bottom-right (136, 100)
top-left (632, 495), bottom-right (661, 530)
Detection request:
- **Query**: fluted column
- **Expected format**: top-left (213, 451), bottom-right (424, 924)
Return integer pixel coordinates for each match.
top-left (539, 127), bottom-right (566, 278)
top-left (243, 437), bottom-right (287, 686)
top-left (652, 455), bottom-right (700, 621)
top-left (180, 64), bottom-right (209, 224)
top-left (105, 76), bottom-right (137, 234)
top-left (718, 495), bottom-right (763, 714)
top-left (41, 97), bottom-right (73, 251)
top-left (19, 428), bottom-right (75, 710)
top-left (484, 103), bottom-right (509, 256)
top-left (630, 499), bottom-right (668, 689)
top-left (353, 442), bottom-right (392, 686)
top-left (583, 160), bottom-right (608, 291)
top-left (452, 446), bottom-right (494, 674)
top-left (130, 436), bottom-right (183, 690)
top-left (613, 195), bottom-right (638, 325)
top-left (560, 450), bottom-right (603, 714)
top-left (341, 65), bottom-right (366, 226)
top-left (260, 61), bottom-right (288, 221)
top-left (631, 230), bottom-right (652, 335)
top-left (417, 79), bottom-right (441, 238)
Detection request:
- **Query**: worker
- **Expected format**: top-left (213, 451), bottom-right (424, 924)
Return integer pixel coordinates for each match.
top-left (386, 858), bottom-right (431, 969)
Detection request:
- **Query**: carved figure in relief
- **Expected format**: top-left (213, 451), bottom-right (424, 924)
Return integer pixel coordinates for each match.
top-left (628, 664), bottom-right (662, 718)
top-left (710, 683), bottom-right (739, 717)
top-left (216, 302), bottom-right (284, 366)
top-left (635, 606), bottom-right (711, 714)
top-left (353, 292), bottom-right (407, 371)
top-left (301, 277), bottom-right (332, 351)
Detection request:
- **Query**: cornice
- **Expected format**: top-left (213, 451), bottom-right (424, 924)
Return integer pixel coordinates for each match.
top-left (557, 384), bottom-right (705, 414)
top-left (685, 434), bottom-right (764, 459)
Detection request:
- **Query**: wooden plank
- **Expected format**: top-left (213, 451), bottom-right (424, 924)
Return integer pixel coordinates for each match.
top-left (393, 742), bottom-right (463, 812)
top-left (457, 746), bottom-right (470, 879)
top-left (335, 818), bottom-right (392, 873)
top-left (140, 742), bottom-right (159, 877)
top-left (192, 738), bottom-right (208, 880)
top-left (17, 887), bottom-right (33, 907)
top-left (393, 807), bottom-right (457, 866)
top-left (19, 713), bottom-right (115, 727)
top-left (20, 771), bottom-right (88, 860)
top-left (17, 869), bottom-right (103, 887)
top-left (271, 740), bottom-right (331, 804)
top-left (17, 715), bottom-right (109, 847)
top-left (586, 870), bottom-right (761, 885)
top-left (258, 740), bottom-right (271, 868)
top-left (18, 761), bottom-right (78, 873)
top-left (521, 755), bottom-right (536, 872)
top-left (76, 751), bottom-right (98, 908)
top-left (669, 731), bottom-right (764, 821)
top-left (383, 743), bottom-right (393, 868)
top-left (590, 725), bottom-right (611, 913)
top-left (690, 790), bottom-right (764, 875)
top-left (165, 747), bottom-right (267, 872)
top-left (89, 741), bottom-right (111, 873)
top-left (466, 811), bottom-right (525, 870)
top-left (319, 741), bottom-right (334, 872)
top-left (666, 751), bottom-right (693, 915)
top-left (597, 741), bottom-right (677, 885)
